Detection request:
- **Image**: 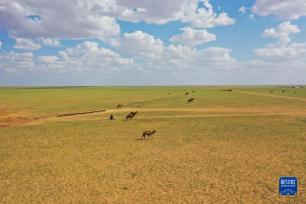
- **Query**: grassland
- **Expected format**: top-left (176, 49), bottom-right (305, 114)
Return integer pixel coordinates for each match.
top-left (0, 86), bottom-right (305, 203)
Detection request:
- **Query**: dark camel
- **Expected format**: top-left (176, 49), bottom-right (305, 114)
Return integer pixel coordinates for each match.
top-left (126, 111), bottom-right (138, 120)
top-left (116, 104), bottom-right (123, 109)
top-left (109, 114), bottom-right (114, 120)
top-left (187, 98), bottom-right (195, 103)
top-left (142, 130), bottom-right (156, 139)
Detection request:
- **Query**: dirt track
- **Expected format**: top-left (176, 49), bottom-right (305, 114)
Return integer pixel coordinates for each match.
top-left (2, 89), bottom-right (306, 127)
top-left (2, 107), bottom-right (306, 127)
top-left (236, 90), bottom-right (306, 102)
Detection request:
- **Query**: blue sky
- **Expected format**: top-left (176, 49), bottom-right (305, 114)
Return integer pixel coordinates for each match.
top-left (0, 0), bottom-right (306, 85)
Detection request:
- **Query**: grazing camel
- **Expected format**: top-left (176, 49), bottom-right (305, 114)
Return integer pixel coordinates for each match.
top-left (187, 98), bottom-right (195, 103)
top-left (142, 130), bottom-right (156, 139)
top-left (116, 104), bottom-right (123, 109)
top-left (126, 111), bottom-right (138, 120)
top-left (109, 114), bottom-right (114, 120)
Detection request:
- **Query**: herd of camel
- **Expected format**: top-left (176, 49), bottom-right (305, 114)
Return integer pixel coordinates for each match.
top-left (109, 87), bottom-right (299, 139)
top-left (109, 90), bottom-right (197, 139)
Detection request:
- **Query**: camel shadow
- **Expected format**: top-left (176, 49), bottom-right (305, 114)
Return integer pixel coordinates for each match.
top-left (135, 138), bottom-right (150, 141)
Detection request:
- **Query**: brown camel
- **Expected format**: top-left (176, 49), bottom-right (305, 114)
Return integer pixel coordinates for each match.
top-left (116, 104), bottom-right (123, 109)
top-left (142, 130), bottom-right (156, 139)
top-left (109, 114), bottom-right (114, 120)
top-left (187, 98), bottom-right (195, 103)
top-left (126, 111), bottom-right (138, 120)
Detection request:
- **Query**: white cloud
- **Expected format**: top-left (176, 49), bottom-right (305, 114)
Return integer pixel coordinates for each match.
top-left (40, 38), bottom-right (61, 47)
top-left (170, 27), bottom-right (216, 46)
top-left (0, 0), bottom-right (120, 40)
top-left (57, 41), bottom-right (134, 71)
top-left (38, 55), bottom-right (59, 63)
top-left (255, 22), bottom-right (306, 59)
top-left (2, 40), bottom-right (306, 85)
top-left (0, 0), bottom-right (234, 41)
top-left (114, 31), bottom-right (164, 58)
top-left (252, 0), bottom-right (306, 20)
top-left (239, 7), bottom-right (246, 14)
top-left (262, 21), bottom-right (300, 44)
top-left (14, 38), bottom-right (42, 50)
top-left (255, 43), bottom-right (306, 59)
top-left (0, 51), bottom-right (34, 73)
top-left (182, 0), bottom-right (235, 29)
top-left (0, 41), bottom-right (2, 49)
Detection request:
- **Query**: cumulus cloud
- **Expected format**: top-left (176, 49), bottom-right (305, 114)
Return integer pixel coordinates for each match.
top-left (255, 22), bottom-right (306, 59)
top-left (0, 0), bottom-right (120, 40)
top-left (2, 39), bottom-right (306, 85)
top-left (0, 0), bottom-right (234, 41)
top-left (262, 21), bottom-right (300, 44)
top-left (57, 41), bottom-right (134, 71)
top-left (114, 31), bottom-right (164, 58)
top-left (252, 0), bottom-right (306, 20)
top-left (1, 41), bottom-right (134, 74)
top-left (255, 43), bottom-right (306, 59)
top-left (40, 38), bottom-right (61, 47)
top-left (1, 37), bottom-right (237, 75)
top-left (14, 38), bottom-right (42, 50)
top-left (0, 51), bottom-right (34, 73)
top-left (182, 0), bottom-right (235, 28)
top-left (170, 27), bottom-right (216, 46)
top-left (38, 55), bottom-right (59, 63)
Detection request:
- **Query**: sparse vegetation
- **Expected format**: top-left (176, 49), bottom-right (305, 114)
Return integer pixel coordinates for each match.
top-left (0, 86), bottom-right (305, 203)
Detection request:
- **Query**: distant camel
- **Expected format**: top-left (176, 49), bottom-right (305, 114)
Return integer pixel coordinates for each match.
top-left (116, 104), bottom-right (123, 109)
top-left (142, 130), bottom-right (156, 139)
top-left (220, 89), bottom-right (232, 92)
top-left (126, 111), bottom-right (138, 120)
top-left (109, 114), bottom-right (114, 120)
top-left (187, 98), bottom-right (195, 103)
top-left (282, 90), bottom-right (286, 93)
top-left (185, 92), bottom-right (189, 95)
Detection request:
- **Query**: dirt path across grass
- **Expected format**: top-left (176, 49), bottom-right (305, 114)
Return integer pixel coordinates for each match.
top-left (2, 106), bottom-right (306, 127)
top-left (236, 90), bottom-right (306, 102)
top-left (29, 109), bottom-right (306, 124)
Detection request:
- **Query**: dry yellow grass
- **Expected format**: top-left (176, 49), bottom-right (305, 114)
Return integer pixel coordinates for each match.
top-left (0, 86), bottom-right (305, 203)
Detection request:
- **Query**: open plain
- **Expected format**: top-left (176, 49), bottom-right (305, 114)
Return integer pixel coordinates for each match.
top-left (0, 86), bottom-right (305, 203)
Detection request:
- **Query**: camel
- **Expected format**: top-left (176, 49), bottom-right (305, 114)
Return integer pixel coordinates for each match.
top-left (142, 130), bottom-right (156, 139)
top-left (126, 111), bottom-right (138, 120)
top-left (109, 114), bottom-right (114, 120)
top-left (116, 104), bottom-right (123, 109)
top-left (185, 92), bottom-right (189, 95)
top-left (187, 98), bottom-right (195, 103)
